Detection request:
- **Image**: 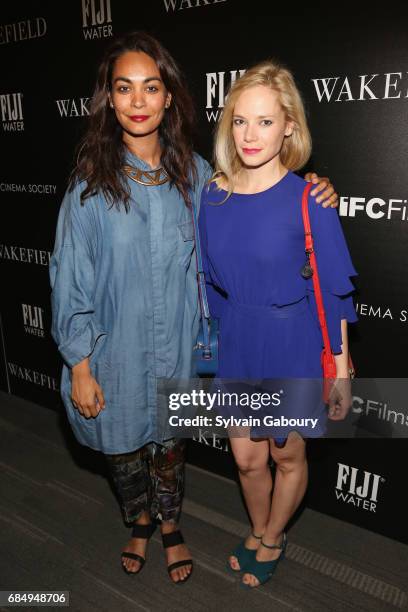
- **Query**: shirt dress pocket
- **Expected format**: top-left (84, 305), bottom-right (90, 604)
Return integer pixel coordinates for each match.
top-left (177, 220), bottom-right (195, 267)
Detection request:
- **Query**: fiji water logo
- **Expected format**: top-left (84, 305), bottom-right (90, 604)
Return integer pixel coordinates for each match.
top-left (0, 93), bottom-right (24, 131)
top-left (335, 463), bottom-right (385, 513)
top-left (206, 69), bottom-right (246, 122)
top-left (81, 0), bottom-right (113, 40)
top-left (22, 304), bottom-right (45, 338)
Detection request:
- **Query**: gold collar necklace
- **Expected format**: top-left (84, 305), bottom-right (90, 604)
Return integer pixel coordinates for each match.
top-left (123, 164), bottom-right (169, 187)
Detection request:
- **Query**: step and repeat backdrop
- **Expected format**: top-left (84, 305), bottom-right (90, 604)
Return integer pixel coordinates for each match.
top-left (1, 1), bottom-right (407, 543)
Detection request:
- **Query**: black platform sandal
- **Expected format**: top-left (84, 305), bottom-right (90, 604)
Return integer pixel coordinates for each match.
top-left (121, 522), bottom-right (156, 575)
top-left (162, 530), bottom-right (193, 584)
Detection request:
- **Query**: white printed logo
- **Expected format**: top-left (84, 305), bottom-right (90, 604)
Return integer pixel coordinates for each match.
top-left (164, 0), bottom-right (227, 12)
top-left (311, 73), bottom-right (408, 102)
top-left (335, 462), bottom-right (384, 512)
top-left (0, 17), bottom-right (47, 44)
top-left (0, 93), bottom-right (24, 131)
top-left (8, 363), bottom-right (59, 391)
top-left (0, 245), bottom-right (51, 266)
top-left (205, 70), bottom-right (246, 122)
top-left (352, 396), bottom-right (408, 427)
top-left (22, 304), bottom-right (45, 338)
top-left (0, 183), bottom-right (56, 195)
top-left (192, 429), bottom-right (229, 451)
top-left (81, 0), bottom-right (112, 40)
top-left (339, 196), bottom-right (408, 222)
top-left (355, 303), bottom-right (408, 323)
top-left (55, 97), bottom-right (91, 118)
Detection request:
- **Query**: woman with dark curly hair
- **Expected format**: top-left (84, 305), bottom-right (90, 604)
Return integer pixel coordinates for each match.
top-left (50, 31), bottom-right (211, 584)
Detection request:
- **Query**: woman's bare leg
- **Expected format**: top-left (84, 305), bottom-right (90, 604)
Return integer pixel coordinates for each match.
top-left (228, 433), bottom-right (272, 569)
top-left (242, 431), bottom-right (308, 587)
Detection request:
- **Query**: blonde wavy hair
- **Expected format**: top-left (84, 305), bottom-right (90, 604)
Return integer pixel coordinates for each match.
top-left (212, 59), bottom-right (312, 196)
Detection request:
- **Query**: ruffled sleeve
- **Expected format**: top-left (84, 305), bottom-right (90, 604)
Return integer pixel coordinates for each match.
top-left (49, 184), bottom-right (107, 368)
top-left (305, 192), bottom-right (358, 353)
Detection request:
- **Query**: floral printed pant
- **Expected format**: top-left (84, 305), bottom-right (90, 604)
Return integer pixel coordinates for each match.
top-left (105, 438), bottom-right (185, 525)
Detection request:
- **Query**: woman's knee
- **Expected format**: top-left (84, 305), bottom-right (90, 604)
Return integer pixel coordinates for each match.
top-left (270, 437), bottom-right (306, 472)
top-left (235, 454), bottom-right (268, 475)
top-left (230, 438), bottom-right (269, 475)
top-left (273, 455), bottom-right (306, 476)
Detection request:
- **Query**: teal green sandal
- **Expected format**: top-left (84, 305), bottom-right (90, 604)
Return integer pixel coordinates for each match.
top-left (227, 532), bottom-right (262, 574)
top-left (241, 532), bottom-right (287, 588)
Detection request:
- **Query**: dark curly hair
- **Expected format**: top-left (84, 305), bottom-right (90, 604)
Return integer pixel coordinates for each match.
top-left (69, 31), bottom-right (197, 210)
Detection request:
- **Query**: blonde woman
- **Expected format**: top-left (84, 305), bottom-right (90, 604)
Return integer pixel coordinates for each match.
top-left (199, 61), bottom-right (357, 588)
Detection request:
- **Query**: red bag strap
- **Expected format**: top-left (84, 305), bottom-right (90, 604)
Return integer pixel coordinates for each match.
top-left (301, 183), bottom-right (334, 361)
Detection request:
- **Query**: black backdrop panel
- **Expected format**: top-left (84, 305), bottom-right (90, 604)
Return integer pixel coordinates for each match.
top-left (1, 1), bottom-right (407, 543)
top-left (306, 439), bottom-right (407, 544)
top-left (0, 314), bottom-right (9, 393)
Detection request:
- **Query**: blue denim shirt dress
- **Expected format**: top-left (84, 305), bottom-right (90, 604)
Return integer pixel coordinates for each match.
top-left (49, 151), bottom-right (212, 454)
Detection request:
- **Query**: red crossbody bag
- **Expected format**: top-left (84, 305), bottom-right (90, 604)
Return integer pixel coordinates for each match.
top-left (301, 183), bottom-right (355, 403)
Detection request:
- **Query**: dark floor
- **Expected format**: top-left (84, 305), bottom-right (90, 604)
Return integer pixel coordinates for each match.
top-left (0, 391), bottom-right (407, 612)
